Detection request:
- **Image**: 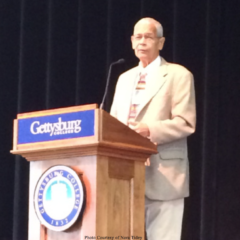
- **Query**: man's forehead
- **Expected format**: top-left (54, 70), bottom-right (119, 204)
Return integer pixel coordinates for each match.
top-left (133, 20), bottom-right (156, 34)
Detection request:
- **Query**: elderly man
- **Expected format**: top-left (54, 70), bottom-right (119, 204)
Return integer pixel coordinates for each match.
top-left (110, 18), bottom-right (196, 240)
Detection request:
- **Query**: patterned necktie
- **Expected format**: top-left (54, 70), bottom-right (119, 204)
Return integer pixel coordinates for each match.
top-left (128, 73), bottom-right (147, 122)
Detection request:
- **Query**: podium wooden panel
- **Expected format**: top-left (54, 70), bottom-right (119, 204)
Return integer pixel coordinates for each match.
top-left (11, 104), bottom-right (157, 240)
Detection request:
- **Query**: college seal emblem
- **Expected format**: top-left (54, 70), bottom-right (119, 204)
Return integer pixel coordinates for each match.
top-left (34, 165), bottom-right (84, 231)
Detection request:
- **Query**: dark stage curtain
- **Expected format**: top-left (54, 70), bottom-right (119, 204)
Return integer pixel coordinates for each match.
top-left (0, 0), bottom-right (240, 240)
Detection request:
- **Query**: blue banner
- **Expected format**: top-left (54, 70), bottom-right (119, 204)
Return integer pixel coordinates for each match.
top-left (18, 110), bottom-right (95, 144)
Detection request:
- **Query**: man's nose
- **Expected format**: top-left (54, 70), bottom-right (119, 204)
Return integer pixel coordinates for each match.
top-left (139, 36), bottom-right (146, 44)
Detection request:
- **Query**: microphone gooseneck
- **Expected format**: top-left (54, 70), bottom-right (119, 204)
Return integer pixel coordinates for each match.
top-left (100, 59), bottom-right (125, 110)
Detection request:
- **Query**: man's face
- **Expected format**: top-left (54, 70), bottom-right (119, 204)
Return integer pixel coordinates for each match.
top-left (131, 21), bottom-right (164, 66)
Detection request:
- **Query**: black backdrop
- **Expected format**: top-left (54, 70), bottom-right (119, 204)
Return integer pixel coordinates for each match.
top-left (0, 0), bottom-right (240, 240)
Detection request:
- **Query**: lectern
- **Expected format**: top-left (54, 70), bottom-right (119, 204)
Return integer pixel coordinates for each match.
top-left (11, 104), bottom-right (157, 240)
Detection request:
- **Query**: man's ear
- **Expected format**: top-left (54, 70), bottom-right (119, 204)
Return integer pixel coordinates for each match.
top-left (158, 37), bottom-right (165, 50)
top-left (131, 36), bottom-right (136, 49)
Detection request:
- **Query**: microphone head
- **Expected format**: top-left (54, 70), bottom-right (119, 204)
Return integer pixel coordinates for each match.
top-left (117, 58), bottom-right (125, 64)
top-left (112, 58), bottom-right (125, 65)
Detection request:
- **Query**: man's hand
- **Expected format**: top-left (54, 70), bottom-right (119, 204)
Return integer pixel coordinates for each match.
top-left (128, 121), bottom-right (150, 138)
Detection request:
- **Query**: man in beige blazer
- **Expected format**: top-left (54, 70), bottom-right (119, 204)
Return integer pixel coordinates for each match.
top-left (110, 18), bottom-right (196, 240)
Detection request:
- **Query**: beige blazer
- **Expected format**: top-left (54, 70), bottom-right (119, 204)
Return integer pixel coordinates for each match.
top-left (110, 58), bottom-right (196, 200)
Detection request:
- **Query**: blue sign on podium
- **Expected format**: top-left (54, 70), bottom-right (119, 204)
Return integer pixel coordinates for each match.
top-left (18, 109), bottom-right (95, 144)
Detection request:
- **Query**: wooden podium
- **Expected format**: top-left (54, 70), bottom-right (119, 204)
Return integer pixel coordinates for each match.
top-left (11, 104), bottom-right (157, 240)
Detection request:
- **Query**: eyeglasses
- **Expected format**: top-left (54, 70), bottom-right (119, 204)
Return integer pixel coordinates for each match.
top-left (132, 34), bottom-right (160, 42)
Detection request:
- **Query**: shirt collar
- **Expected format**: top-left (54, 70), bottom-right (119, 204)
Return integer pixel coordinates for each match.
top-left (138, 56), bottom-right (161, 75)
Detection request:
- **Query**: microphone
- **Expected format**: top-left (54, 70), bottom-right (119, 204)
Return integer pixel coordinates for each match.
top-left (100, 59), bottom-right (125, 110)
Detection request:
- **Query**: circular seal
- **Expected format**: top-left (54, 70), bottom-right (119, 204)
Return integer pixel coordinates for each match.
top-left (34, 165), bottom-right (84, 231)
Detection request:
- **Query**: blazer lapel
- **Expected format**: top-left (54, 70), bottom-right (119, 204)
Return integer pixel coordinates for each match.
top-left (135, 58), bottom-right (168, 119)
top-left (120, 68), bottom-right (139, 124)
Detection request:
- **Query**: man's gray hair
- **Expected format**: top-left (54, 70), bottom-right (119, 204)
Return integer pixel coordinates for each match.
top-left (135, 18), bottom-right (163, 38)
